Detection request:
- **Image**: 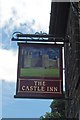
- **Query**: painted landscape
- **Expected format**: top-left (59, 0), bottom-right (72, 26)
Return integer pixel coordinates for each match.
top-left (20, 46), bottom-right (60, 77)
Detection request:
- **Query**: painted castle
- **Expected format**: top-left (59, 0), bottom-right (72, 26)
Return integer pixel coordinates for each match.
top-left (21, 50), bottom-right (60, 69)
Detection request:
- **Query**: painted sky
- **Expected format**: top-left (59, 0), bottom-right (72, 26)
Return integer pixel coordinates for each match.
top-left (22, 46), bottom-right (60, 59)
top-left (0, 0), bottom-right (52, 119)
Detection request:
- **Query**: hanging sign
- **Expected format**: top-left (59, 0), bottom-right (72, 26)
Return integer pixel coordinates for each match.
top-left (15, 43), bottom-right (63, 99)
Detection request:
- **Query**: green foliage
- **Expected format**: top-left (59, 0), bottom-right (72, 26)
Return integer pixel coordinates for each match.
top-left (50, 99), bottom-right (65, 117)
top-left (40, 112), bottom-right (62, 119)
top-left (40, 98), bottom-right (65, 120)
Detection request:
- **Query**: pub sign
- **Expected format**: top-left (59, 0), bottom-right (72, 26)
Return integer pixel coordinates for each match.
top-left (15, 43), bottom-right (63, 99)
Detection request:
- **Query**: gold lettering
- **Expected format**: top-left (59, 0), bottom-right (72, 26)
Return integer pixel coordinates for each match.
top-left (41, 86), bottom-right (45, 91)
top-left (47, 86), bottom-right (58, 92)
top-left (38, 81), bottom-right (42, 86)
top-left (26, 86), bottom-right (30, 91)
top-left (37, 86), bottom-right (40, 91)
top-left (43, 81), bottom-right (46, 86)
top-left (34, 81), bottom-right (46, 86)
top-left (22, 85), bottom-right (58, 92)
top-left (47, 87), bottom-right (49, 91)
top-left (50, 87), bottom-right (54, 91)
top-left (30, 86), bottom-right (34, 91)
top-left (22, 86), bottom-right (25, 91)
top-left (54, 87), bottom-right (58, 92)
top-left (33, 86), bottom-right (37, 91)
top-left (34, 81), bottom-right (37, 86)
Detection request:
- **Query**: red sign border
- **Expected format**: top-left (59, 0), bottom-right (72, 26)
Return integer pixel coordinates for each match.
top-left (15, 43), bottom-right (63, 99)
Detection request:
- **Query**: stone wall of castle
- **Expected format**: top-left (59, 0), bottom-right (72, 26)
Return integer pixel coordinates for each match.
top-left (23, 52), bottom-right (59, 68)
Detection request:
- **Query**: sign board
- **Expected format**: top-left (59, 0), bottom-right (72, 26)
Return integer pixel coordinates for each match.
top-left (15, 43), bottom-right (63, 99)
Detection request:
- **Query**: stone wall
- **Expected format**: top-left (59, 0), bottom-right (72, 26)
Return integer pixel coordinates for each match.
top-left (64, 3), bottom-right (80, 118)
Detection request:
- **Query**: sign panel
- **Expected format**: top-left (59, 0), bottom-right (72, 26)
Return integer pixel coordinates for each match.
top-left (15, 43), bottom-right (63, 99)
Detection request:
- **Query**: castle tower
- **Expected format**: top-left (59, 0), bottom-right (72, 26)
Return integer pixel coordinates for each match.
top-left (42, 54), bottom-right (49, 68)
top-left (24, 51), bottom-right (32, 68)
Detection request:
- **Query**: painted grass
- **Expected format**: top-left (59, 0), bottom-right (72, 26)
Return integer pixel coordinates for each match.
top-left (20, 67), bottom-right (59, 77)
